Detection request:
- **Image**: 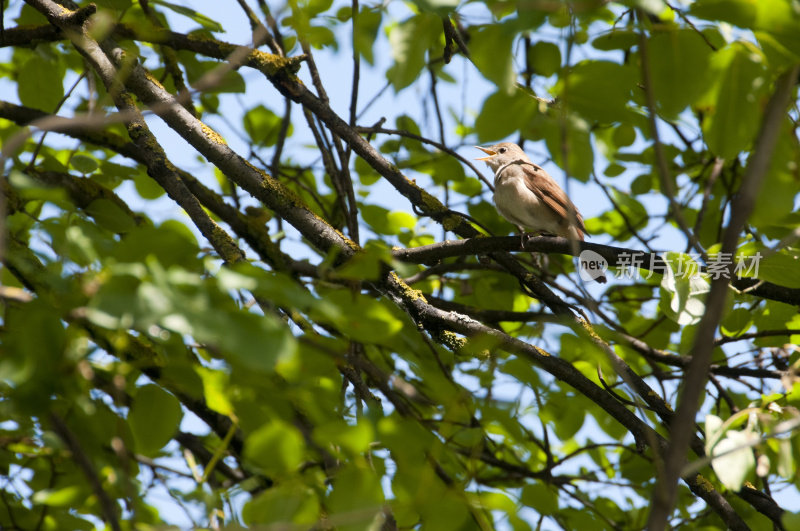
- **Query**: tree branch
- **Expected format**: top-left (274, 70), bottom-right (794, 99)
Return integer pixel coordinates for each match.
top-left (392, 235), bottom-right (800, 307)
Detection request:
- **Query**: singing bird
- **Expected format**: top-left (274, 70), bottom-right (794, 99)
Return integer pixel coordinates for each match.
top-left (476, 142), bottom-right (607, 283)
top-left (476, 142), bottom-right (586, 241)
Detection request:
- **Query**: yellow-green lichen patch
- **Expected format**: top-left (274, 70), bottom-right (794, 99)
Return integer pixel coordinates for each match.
top-left (441, 213), bottom-right (462, 232)
top-left (248, 50), bottom-right (305, 76)
top-left (126, 119), bottom-right (148, 141)
top-left (473, 348), bottom-right (491, 361)
top-left (200, 122), bottom-right (226, 145)
top-left (438, 330), bottom-right (467, 351)
top-left (523, 273), bottom-right (541, 287)
top-left (143, 70), bottom-right (165, 90)
top-left (164, 160), bottom-right (179, 173)
top-left (336, 229), bottom-right (360, 254)
top-left (245, 162), bottom-right (306, 209)
top-left (695, 474), bottom-right (715, 493)
top-left (389, 271), bottom-right (427, 304)
top-left (532, 345), bottom-right (550, 357)
top-left (417, 188), bottom-right (449, 215)
top-left (655, 393), bottom-right (674, 412)
top-left (185, 33), bottom-right (235, 57)
top-left (577, 317), bottom-right (603, 342)
top-left (117, 92), bottom-right (139, 110)
top-left (210, 225), bottom-right (245, 263)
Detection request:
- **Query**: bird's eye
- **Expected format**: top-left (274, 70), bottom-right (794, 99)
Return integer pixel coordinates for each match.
top-left (498, 147), bottom-right (506, 153)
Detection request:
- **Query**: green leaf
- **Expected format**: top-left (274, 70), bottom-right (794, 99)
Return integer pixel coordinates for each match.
top-left (93, 0), bottom-right (133, 9)
top-left (15, 4), bottom-right (49, 25)
top-left (648, 29), bottom-right (714, 118)
top-left (757, 249), bottom-right (800, 288)
top-left (299, 0), bottom-right (334, 18)
top-left (18, 53), bottom-right (64, 112)
top-left (85, 198), bottom-right (137, 234)
top-left (689, 0), bottom-right (757, 28)
top-left (416, 152), bottom-right (465, 186)
top-left (133, 172), bottom-right (166, 200)
top-left (592, 29), bottom-right (639, 51)
top-left (218, 264), bottom-right (318, 311)
top-left (610, 188), bottom-right (648, 232)
top-left (196, 367), bottom-right (234, 416)
top-left (243, 481), bottom-right (320, 526)
top-left (327, 465), bottom-right (384, 531)
top-left (354, 8), bottom-right (382, 65)
top-left (753, 0), bottom-right (800, 61)
top-left (153, 284), bottom-right (297, 374)
top-left (69, 154), bottom-right (99, 175)
top-left (387, 14), bottom-right (440, 91)
top-left (313, 420), bottom-right (375, 455)
top-left (753, 300), bottom-right (798, 337)
top-left (500, 357), bottom-right (541, 388)
top-left (243, 105), bottom-right (291, 146)
top-left (96, 161), bottom-right (139, 189)
top-left (8, 170), bottom-right (72, 208)
top-left (361, 204), bottom-right (415, 235)
top-left (604, 163), bottom-right (626, 178)
top-left (703, 43), bottom-right (767, 160)
top-left (32, 486), bottom-right (85, 507)
top-left (355, 156), bottom-right (381, 186)
top-left (150, 0), bottom-right (223, 31)
top-left (520, 483), bottom-right (559, 513)
top-left (244, 420), bottom-right (305, 475)
top-left (560, 60), bottom-right (637, 123)
top-left (113, 223), bottom-right (200, 269)
top-left (471, 23), bottom-right (517, 93)
top-left (527, 41), bottom-right (561, 77)
top-left (333, 240), bottom-right (394, 281)
top-left (755, 30), bottom-right (800, 69)
top-left (543, 115), bottom-right (594, 181)
top-left (128, 384), bottom-right (183, 456)
top-left (783, 513), bottom-right (800, 531)
top-left (631, 0), bottom-right (669, 16)
top-left (541, 391), bottom-right (585, 441)
top-left (452, 176), bottom-right (483, 196)
top-left (178, 56), bottom-right (245, 93)
top-left (475, 90), bottom-right (535, 143)
top-left (314, 288), bottom-right (404, 344)
top-left (720, 307), bottom-right (753, 336)
top-left (304, 25), bottom-right (336, 49)
top-left (243, 105), bottom-right (292, 146)
top-left (1, 299), bottom-right (67, 405)
top-left (613, 124), bottom-right (636, 148)
top-left (412, 0), bottom-right (460, 13)
top-left (777, 438), bottom-right (795, 479)
top-left (751, 120), bottom-right (799, 227)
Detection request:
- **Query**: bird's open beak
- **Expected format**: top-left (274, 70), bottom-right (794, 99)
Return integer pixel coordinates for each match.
top-left (474, 146), bottom-right (496, 161)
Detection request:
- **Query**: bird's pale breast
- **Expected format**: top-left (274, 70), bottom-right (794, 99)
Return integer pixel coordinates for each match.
top-left (494, 171), bottom-right (563, 234)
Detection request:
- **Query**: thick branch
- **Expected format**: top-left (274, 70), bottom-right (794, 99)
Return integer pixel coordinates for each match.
top-left (392, 236), bottom-right (800, 307)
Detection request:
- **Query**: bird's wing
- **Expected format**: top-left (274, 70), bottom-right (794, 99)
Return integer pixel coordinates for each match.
top-left (520, 162), bottom-right (587, 232)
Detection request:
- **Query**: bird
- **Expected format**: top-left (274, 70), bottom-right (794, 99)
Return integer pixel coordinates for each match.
top-left (476, 142), bottom-right (607, 282)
